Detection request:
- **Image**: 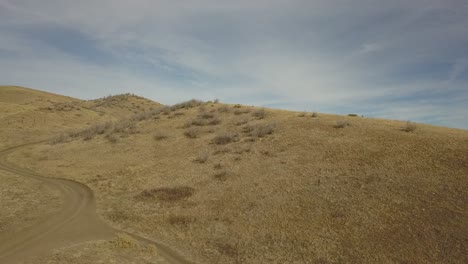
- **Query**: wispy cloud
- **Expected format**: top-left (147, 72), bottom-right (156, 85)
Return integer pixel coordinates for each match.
top-left (1, 0), bottom-right (467, 129)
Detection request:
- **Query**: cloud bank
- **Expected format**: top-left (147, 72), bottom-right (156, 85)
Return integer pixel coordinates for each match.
top-left (1, 0), bottom-right (467, 128)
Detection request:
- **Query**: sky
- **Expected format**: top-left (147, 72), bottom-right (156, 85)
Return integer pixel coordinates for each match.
top-left (1, 0), bottom-right (467, 129)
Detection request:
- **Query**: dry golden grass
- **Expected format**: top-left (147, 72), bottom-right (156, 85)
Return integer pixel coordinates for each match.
top-left (23, 234), bottom-right (167, 264)
top-left (0, 170), bottom-right (62, 236)
top-left (3, 86), bottom-right (468, 264)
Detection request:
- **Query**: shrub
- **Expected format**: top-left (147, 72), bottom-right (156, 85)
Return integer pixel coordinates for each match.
top-left (106, 134), bottom-right (118, 143)
top-left (233, 104), bottom-right (242, 108)
top-left (214, 169), bottom-right (230, 180)
top-left (199, 112), bottom-right (215, 119)
top-left (312, 112), bottom-right (318, 117)
top-left (136, 186), bottom-right (195, 202)
top-left (184, 127), bottom-right (199, 138)
top-left (234, 117), bottom-right (249, 126)
top-left (213, 132), bottom-right (239, 145)
top-left (208, 116), bottom-right (221, 125)
top-left (50, 133), bottom-right (70, 144)
top-left (402, 121), bottom-right (417, 132)
top-left (334, 120), bottom-right (350, 128)
top-left (218, 105), bottom-right (230, 113)
top-left (195, 149), bottom-right (210, 163)
top-left (234, 108), bottom-right (250, 115)
top-left (154, 131), bottom-right (168, 140)
top-left (298, 112), bottom-right (307, 117)
top-left (168, 215), bottom-right (196, 226)
top-left (252, 108), bottom-right (266, 119)
top-left (348, 113), bottom-right (358, 117)
top-left (244, 122), bottom-right (276, 138)
top-left (170, 99), bottom-right (203, 110)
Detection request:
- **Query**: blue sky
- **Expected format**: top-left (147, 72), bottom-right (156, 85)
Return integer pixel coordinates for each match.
top-left (1, 0), bottom-right (467, 129)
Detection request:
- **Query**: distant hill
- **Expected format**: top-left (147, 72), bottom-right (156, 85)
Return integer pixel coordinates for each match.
top-left (0, 86), bottom-right (162, 148)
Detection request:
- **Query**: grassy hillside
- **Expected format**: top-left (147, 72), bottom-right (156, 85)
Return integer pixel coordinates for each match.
top-left (8, 93), bottom-right (468, 263)
top-left (0, 86), bottom-right (161, 148)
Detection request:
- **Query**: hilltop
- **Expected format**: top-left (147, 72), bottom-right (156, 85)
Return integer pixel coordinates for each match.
top-left (0, 86), bottom-right (162, 148)
top-left (1, 86), bottom-right (467, 263)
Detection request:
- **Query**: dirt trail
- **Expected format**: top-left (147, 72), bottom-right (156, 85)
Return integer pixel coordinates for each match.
top-left (0, 143), bottom-right (194, 264)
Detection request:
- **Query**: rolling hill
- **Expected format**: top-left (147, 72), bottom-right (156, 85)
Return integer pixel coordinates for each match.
top-left (1, 86), bottom-right (467, 263)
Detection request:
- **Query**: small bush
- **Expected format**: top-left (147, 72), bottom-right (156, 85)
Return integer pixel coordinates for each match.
top-left (154, 131), bottom-right (168, 140)
top-left (334, 120), bottom-right (350, 128)
top-left (170, 99), bottom-right (203, 110)
top-left (106, 134), bottom-right (118, 143)
top-left (214, 169), bottom-right (230, 180)
top-left (111, 233), bottom-right (139, 249)
top-left (199, 112), bottom-right (215, 119)
top-left (195, 149), bottom-right (210, 163)
top-left (168, 215), bottom-right (196, 226)
top-left (234, 108), bottom-right (250, 115)
top-left (218, 105), bottom-right (230, 113)
top-left (244, 122), bottom-right (276, 138)
top-left (312, 112), bottom-right (318, 117)
top-left (348, 113), bottom-right (358, 117)
top-left (298, 112), bottom-right (307, 117)
top-left (208, 116), bottom-right (221, 125)
top-left (184, 127), bottom-right (199, 138)
top-left (234, 117), bottom-right (249, 126)
top-left (402, 121), bottom-right (417, 132)
top-left (136, 186), bottom-right (195, 202)
top-left (50, 133), bottom-right (70, 144)
top-left (213, 132), bottom-right (239, 145)
top-left (252, 108), bottom-right (266, 119)
top-left (233, 104), bottom-right (242, 108)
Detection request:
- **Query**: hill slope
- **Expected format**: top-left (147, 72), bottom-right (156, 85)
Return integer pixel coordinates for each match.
top-left (0, 86), bottom-right (162, 148)
top-left (8, 96), bottom-right (468, 263)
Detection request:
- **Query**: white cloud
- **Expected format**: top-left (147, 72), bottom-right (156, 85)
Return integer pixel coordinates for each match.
top-left (1, 0), bottom-right (468, 128)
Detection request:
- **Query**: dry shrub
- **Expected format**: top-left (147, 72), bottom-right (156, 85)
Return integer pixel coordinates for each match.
top-left (233, 104), bottom-right (242, 108)
top-left (114, 120), bottom-right (136, 133)
top-left (184, 127), bottom-right (199, 138)
top-left (214, 242), bottom-right (239, 257)
top-left (154, 131), bottom-right (168, 140)
top-left (234, 117), bottom-right (249, 126)
top-left (298, 112), bottom-right (307, 117)
top-left (50, 133), bottom-right (70, 144)
top-left (111, 233), bottom-right (139, 249)
top-left (106, 134), bottom-right (118, 143)
top-left (170, 99), bottom-right (203, 110)
top-left (334, 120), bottom-right (350, 128)
top-left (137, 186), bottom-right (195, 202)
top-left (218, 105), bottom-right (230, 113)
top-left (402, 121), bottom-right (417, 132)
top-left (213, 131), bottom-right (239, 145)
top-left (348, 113), bottom-right (358, 117)
top-left (234, 109), bottom-right (251, 115)
top-left (214, 169), bottom-right (230, 180)
top-left (213, 146), bottom-right (231, 155)
top-left (187, 115), bottom-right (221, 126)
top-left (168, 215), bottom-right (196, 226)
top-left (244, 122), bottom-right (276, 138)
top-left (195, 149), bottom-right (210, 163)
top-left (252, 108), bottom-right (266, 119)
top-left (208, 116), bottom-right (221, 125)
top-left (199, 112), bottom-right (215, 119)
top-left (312, 112), bottom-right (318, 117)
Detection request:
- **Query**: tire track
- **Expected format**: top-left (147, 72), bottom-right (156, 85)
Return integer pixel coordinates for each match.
top-left (0, 142), bottom-right (194, 264)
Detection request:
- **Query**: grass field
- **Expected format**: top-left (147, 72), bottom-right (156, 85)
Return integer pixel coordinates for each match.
top-left (2, 86), bottom-right (468, 263)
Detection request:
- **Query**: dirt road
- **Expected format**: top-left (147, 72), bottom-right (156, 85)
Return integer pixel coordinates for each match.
top-left (0, 143), bottom-right (193, 264)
